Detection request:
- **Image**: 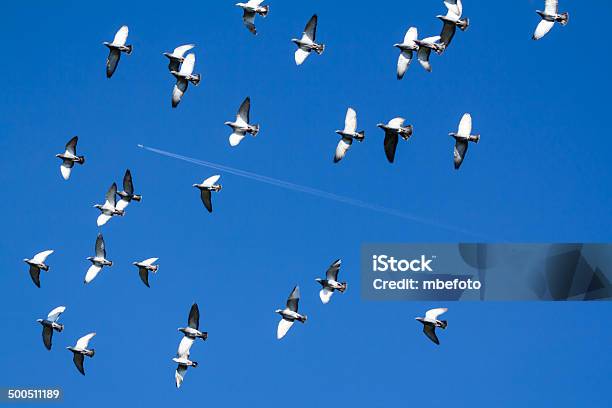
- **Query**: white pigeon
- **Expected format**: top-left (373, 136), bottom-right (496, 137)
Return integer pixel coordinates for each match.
top-left (292, 14), bottom-right (325, 66)
top-left (377, 117), bottom-right (414, 163)
top-left (103, 25), bottom-right (132, 78)
top-left (177, 303), bottom-right (208, 353)
top-left (94, 182), bottom-right (125, 227)
top-left (67, 333), bottom-right (96, 375)
top-left (449, 113), bottom-right (480, 170)
top-left (414, 35), bottom-right (443, 72)
top-left (415, 308), bottom-right (448, 345)
top-left (24, 250), bottom-right (54, 288)
top-left (437, 0), bottom-right (470, 50)
top-left (225, 97), bottom-right (259, 147)
top-left (533, 0), bottom-right (569, 40)
top-left (236, 0), bottom-right (270, 35)
top-left (85, 233), bottom-right (112, 284)
top-left (116, 169), bottom-right (142, 211)
top-left (133, 258), bottom-right (159, 287)
top-left (163, 44), bottom-right (196, 72)
top-left (173, 352), bottom-right (197, 388)
top-left (37, 306), bottom-right (66, 350)
top-left (316, 259), bottom-right (347, 304)
top-left (193, 175), bottom-right (222, 213)
top-left (171, 53), bottom-right (201, 108)
top-left (334, 108), bottom-right (364, 163)
top-left (394, 27), bottom-right (419, 79)
top-left (56, 136), bottom-right (85, 180)
top-left (275, 286), bottom-right (307, 340)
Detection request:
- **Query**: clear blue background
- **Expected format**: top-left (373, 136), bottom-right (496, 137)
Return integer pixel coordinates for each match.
top-left (1, 1), bottom-right (610, 406)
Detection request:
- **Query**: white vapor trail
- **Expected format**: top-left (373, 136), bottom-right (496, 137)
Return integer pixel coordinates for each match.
top-left (137, 144), bottom-right (480, 236)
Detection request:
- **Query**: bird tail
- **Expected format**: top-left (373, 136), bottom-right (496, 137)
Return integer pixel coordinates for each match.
top-left (439, 320), bottom-right (448, 329)
top-left (78, 155), bottom-right (86, 164)
top-left (337, 282), bottom-right (348, 293)
top-left (459, 17), bottom-right (469, 31)
top-left (151, 265), bottom-right (159, 273)
top-left (132, 194), bottom-right (142, 202)
top-left (355, 131), bottom-right (365, 142)
top-left (469, 134), bottom-right (480, 143)
top-left (125, 45), bottom-right (133, 55)
top-left (108, 261), bottom-right (113, 267)
top-left (88, 349), bottom-right (95, 358)
top-left (259, 5), bottom-right (269, 17)
top-left (199, 332), bottom-right (209, 341)
top-left (250, 124), bottom-right (260, 137)
top-left (55, 324), bottom-right (64, 332)
top-left (559, 12), bottom-right (569, 25)
top-left (191, 74), bottom-right (201, 86)
top-left (316, 44), bottom-right (325, 55)
top-left (299, 315), bottom-right (307, 323)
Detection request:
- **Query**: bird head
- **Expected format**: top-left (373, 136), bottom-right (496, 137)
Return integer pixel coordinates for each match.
top-left (86, 256), bottom-right (94, 261)
top-left (376, 123), bottom-right (385, 129)
top-left (36, 319), bottom-right (43, 324)
top-left (93, 204), bottom-right (102, 210)
top-left (274, 309), bottom-right (283, 315)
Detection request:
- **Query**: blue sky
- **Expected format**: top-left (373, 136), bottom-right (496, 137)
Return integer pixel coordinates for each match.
top-left (1, 0), bottom-right (611, 406)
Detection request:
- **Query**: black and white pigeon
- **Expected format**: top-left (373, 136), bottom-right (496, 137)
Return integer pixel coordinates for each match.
top-left (171, 53), bottom-right (201, 108)
top-left (116, 169), bottom-right (142, 211)
top-left (178, 303), bottom-right (208, 350)
top-left (414, 35), bottom-right (443, 72)
top-left (437, 0), bottom-right (469, 50)
top-left (37, 306), bottom-right (66, 350)
top-left (163, 44), bottom-right (196, 72)
top-left (292, 14), bottom-right (325, 66)
top-left (94, 183), bottom-right (124, 226)
top-left (334, 108), bottom-right (364, 163)
top-left (56, 136), bottom-right (85, 180)
top-left (275, 286), bottom-right (307, 340)
top-left (316, 259), bottom-right (347, 304)
top-left (533, 0), bottom-right (569, 40)
top-left (226, 97), bottom-right (259, 147)
top-left (193, 175), bottom-right (222, 213)
top-left (377, 117), bottom-right (414, 163)
top-left (133, 258), bottom-right (159, 287)
top-left (450, 113), bottom-right (480, 170)
top-left (24, 250), bottom-right (54, 288)
top-left (415, 308), bottom-right (448, 345)
top-left (236, 0), bottom-right (270, 35)
top-left (173, 346), bottom-right (197, 388)
top-left (103, 25), bottom-right (132, 78)
top-left (394, 27), bottom-right (419, 79)
top-left (67, 333), bottom-right (96, 375)
top-left (85, 233), bottom-right (112, 284)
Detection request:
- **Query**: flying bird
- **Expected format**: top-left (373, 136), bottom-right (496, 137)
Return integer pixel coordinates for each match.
top-left (24, 250), bottom-right (54, 288)
top-left (173, 349), bottom-right (197, 388)
top-left (414, 35), bottom-right (443, 72)
top-left (171, 53), bottom-right (201, 108)
top-left (37, 306), bottom-right (65, 350)
top-left (225, 97), bottom-right (259, 147)
top-left (275, 286), bottom-right (307, 340)
top-left (437, 0), bottom-right (469, 50)
top-left (103, 25), bottom-right (132, 78)
top-left (116, 169), bottom-right (142, 211)
top-left (377, 117), bottom-right (414, 163)
top-left (292, 14), bottom-right (325, 66)
top-left (449, 113), bottom-right (480, 169)
top-left (67, 333), bottom-right (96, 375)
top-left (177, 303), bottom-right (208, 353)
top-left (94, 183), bottom-right (125, 226)
top-left (56, 136), bottom-right (85, 180)
top-left (236, 0), bottom-right (270, 35)
top-left (334, 108), bottom-right (364, 163)
top-left (415, 308), bottom-right (448, 345)
top-left (533, 0), bottom-right (569, 40)
top-left (133, 258), bottom-right (159, 287)
top-left (193, 175), bottom-right (222, 213)
top-left (163, 44), bottom-right (196, 72)
top-left (85, 233), bottom-right (112, 284)
top-left (394, 27), bottom-right (419, 79)
top-left (316, 259), bottom-right (347, 304)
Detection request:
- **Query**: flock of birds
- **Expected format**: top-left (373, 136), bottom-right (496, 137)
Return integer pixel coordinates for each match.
top-left (24, 0), bottom-right (569, 388)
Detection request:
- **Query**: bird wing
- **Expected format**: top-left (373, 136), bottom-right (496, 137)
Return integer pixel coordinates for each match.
top-left (177, 336), bottom-right (195, 357)
top-left (188, 303), bottom-right (200, 330)
top-left (326, 259), bottom-right (341, 281)
top-left (141, 258), bottom-right (158, 266)
top-left (106, 49), bottom-right (120, 78)
top-left (319, 288), bottom-right (334, 304)
top-left (60, 161), bottom-right (73, 180)
top-left (96, 213), bottom-right (112, 227)
top-left (85, 264), bottom-right (102, 284)
top-left (302, 14), bottom-right (318, 42)
top-left (444, 0), bottom-right (462, 18)
top-left (422, 35), bottom-right (441, 44)
top-left (243, 11), bottom-right (257, 35)
top-left (32, 250), bottom-right (53, 264)
top-left (544, 0), bottom-right (559, 15)
top-left (95, 234), bottom-right (106, 258)
top-left (423, 324), bottom-right (440, 345)
top-left (286, 286), bottom-right (300, 312)
top-left (246, 0), bottom-right (265, 6)
top-left (404, 26), bottom-right (418, 44)
top-left (175, 364), bottom-right (187, 388)
top-left (383, 131), bottom-right (399, 163)
top-left (200, 189), bottom-right (213, 212)
top-left (42, 326), bottom-right (53, 350)
top-left (102, 183), bottom-right (118, 210)
top-left (397, 50), bottom-right (413, 79)
top-left (113, 25), bottom-right (129, 46)
top-left (179, 53), bottom-right (195, 75)
top-left (457, 113), bottom-right (472, 137)
top-left (47, 306), bottom-right (66, 322)
top-left (344, 108), bottom-right (357, 133)
top-left (75, 332), bottom-right (96, 349)
top-left (173, 44), bottom-right (195, 58)
top-left (73, 353), bottom-right (86, 375)
top-left (533, 19), bottom-right (555, 40)
top-left (122, 169), bottom-right (134, 195)
top-left (65, 136), bottom-right (78, 155)
top-left (229, 131), bottom-right (246, 147)
top-left (440, 21), bottom-right (456, 48)
top-left (202, 174), bottom-right (221, 188)
top-left (115, 198), bottom-right (130, 212)
top-left (454, 140), bottom-right (468, 169)
top-left (138, 268), bottom-right (150, 287)
top-left (172, 80), bottom-right (188, 108)
top-left (388, 117), bottom-right (405, 128)
top-left (29, 265), bottom-right (41, 287)
top-left (417, 47), bottom-right (433, 72)
top-left (334, 138), bottom-right (352, 163)
top-left (294, 47), bottom-right (311, 66)
top-left (425, 307), bottom-right (448, 320)
top-left (237, 97), bottom-right (250, 125)
top-left (277, 318), bottom-right (294, 340)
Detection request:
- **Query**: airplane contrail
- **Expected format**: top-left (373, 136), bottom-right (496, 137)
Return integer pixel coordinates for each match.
top-left (137, 144), bottom-right (481, 237)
